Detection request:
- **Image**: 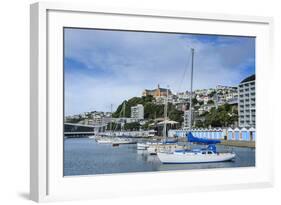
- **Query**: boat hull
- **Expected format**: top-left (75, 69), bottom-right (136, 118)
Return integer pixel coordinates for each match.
top-left (157, 152), bottom-right (236, 164)
top-left (137, 143), bottom-right (149, 150)
top-left (112, 141), bottom-right (136, 145)
top-left (96, 137), bottom-right (136, 145)
top-left (147, 144), bottom-right (185, 155)
top-left (96, 140), bottom-right (112, 144)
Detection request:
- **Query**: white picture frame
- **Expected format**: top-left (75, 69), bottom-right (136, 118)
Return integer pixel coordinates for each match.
top-left (30, 2), bottom-right (274, 202)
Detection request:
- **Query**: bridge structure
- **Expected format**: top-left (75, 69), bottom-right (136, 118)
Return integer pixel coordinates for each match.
top-left (64, 122), bottom-right (107, 136)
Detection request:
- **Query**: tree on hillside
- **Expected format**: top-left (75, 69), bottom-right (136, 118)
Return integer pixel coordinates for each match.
top-left (168, 108), bottom-right (184, 123)
top-left (195, 120), bottom-right (204, 128)
top-left (142, 95), bottom-right (154, 103)
top-left (112, 95), bottom-right (184, 122)
top-left (207, 100), bottom-right (214, 104)
top-left (204, 104), bottom-right (238, 127)
top-left (144, 103), bottom-right (164, 119)
top-left (112, 95), bottom-right (154, 118)
top-left (192, 98), bottom-right (198, 105)
top-left (208, 91), bottom-right (216, 97)
top-left (112, 101), bottom-right (126, 118)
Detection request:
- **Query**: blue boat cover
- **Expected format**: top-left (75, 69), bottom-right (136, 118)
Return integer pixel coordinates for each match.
top-left (186, 132), bottom-right (221, 144)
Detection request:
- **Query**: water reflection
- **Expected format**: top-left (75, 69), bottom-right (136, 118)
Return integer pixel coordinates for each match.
top-left (64, 138), bottom-right (255, 176)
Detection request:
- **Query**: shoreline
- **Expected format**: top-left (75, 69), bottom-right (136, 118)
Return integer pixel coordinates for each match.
top-left (64, 135), bottom-right (255, 148)
top-left (220, 140), bottom-right (255, 148)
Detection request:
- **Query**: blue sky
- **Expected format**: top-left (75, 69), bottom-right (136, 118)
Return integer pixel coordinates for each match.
top-left (64, 28), bottom-right (255, 115)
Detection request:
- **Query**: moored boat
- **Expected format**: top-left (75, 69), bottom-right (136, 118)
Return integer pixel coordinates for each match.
top-left (137, 142), bottom-right (150, 150)
top-left (96, 138), bottom-right (112, 144)
top-left (96, 137), bottom-right (136, 145)
top-left (157, 147), bottom-right (235, 164)
top-left (157, 48), bottom-right (236, 164)
top-left (157, 132), bottom-right (236, 164)
top-left (111, 138), bottom-right (136, 145)
top-left (147, 142), bottom-right (183, 154)
top-left (88, 135), bottom-right (96, 139)
top-left (137, 140), bottom-right (160, 150)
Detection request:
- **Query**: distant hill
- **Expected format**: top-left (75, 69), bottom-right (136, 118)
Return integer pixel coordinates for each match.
top-left (112, 95), bottom-right (184, 123)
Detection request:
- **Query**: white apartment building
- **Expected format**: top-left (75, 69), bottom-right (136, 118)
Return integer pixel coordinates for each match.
top-left (176, 92), bottom-right (190, 99)
top-left (238, 75), bottom-right (255, 127)
top-left (92, 115), bottom-right (102, 125)
top-left (130, 104), bottom-right (144, 119)
top-left (183, 110), bottom-right (193, 129)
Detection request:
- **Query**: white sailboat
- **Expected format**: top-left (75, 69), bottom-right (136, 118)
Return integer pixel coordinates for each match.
top-left (146, 87), bottom-right (183, 154)
top-left (157, 48), bottom-right (236, 164)
top-left (112, 102), bottom-right (137, 145)
top-left (157, 149), bottom-right (236, 164)
top-left (157, 132), bottom-right (236, 163)
top-left (95, 104), bottom-right (114, 144)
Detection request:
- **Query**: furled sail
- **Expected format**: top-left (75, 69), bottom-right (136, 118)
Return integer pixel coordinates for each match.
top-left (186, 132), bottom-right (221, 144)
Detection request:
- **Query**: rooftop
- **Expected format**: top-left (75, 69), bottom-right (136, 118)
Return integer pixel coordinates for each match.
top-left (240, 74), bottom-right (255, 84)
top-left (144, 88), bottom-right (171, 92)
top-left (144, 84), bottom-right (172, 93)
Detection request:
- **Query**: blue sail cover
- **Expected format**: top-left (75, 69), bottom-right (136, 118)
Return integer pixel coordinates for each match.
top-left (186, 132), bottom-right (221, 144)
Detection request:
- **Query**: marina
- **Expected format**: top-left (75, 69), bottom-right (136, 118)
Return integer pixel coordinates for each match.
top-left (63, 137), bottom-right (255, 176)
top-left (63, 30), bottom-right (256, 176)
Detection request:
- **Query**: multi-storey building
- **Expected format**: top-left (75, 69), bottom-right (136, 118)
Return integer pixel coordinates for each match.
top-left (130, 104), bottom-right (144, 119)
top-left (238, 75), bottom-right (255, 127)
top-left (183, 110), bottom-right (190, 129)
top-left (183, 110), bottom-right (194, 129)
top-left (216, 85), bottom-right (237, 93)
top-left (176, 91), bottom-right (190, 100)
top-left (92, 114), bottom-right (103, 125)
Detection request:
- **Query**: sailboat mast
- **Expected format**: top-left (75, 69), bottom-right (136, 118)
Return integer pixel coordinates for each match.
top-left (189, 48), bottom-right (194, 131)
top-left (121, 102), bottom-right (126, 131)
top-left (123, 102), bottom-right (126, 118)
top-left (110, 104), bottom-right (113, 133)
top-left (163, 86), bottom-right (169, 138)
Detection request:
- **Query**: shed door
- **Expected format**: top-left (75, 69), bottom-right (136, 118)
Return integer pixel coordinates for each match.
top-left (250, 131), bottom-right (253, 141)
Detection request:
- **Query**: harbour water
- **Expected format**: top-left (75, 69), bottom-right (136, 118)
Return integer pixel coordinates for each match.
top-left (64, 138), bottom-right (255, 176)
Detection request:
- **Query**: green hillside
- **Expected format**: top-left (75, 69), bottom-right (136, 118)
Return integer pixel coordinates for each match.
top-left (112, 95), bottom-right (184, 123)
